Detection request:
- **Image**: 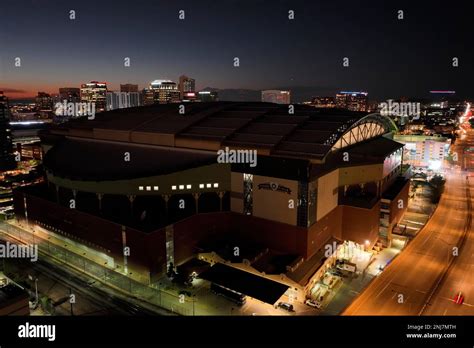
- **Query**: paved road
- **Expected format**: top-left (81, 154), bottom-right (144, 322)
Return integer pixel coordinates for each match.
top-left (343, 170), bottom-right (469, 315)
top-left (423, 129), bottom-right (474, 315)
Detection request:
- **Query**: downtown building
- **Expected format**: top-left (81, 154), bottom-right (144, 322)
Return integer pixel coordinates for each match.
top-left (58, 88), bottom-right (81, 103)
top-left (80, 81), bottom-right (107, 113)
top-left (35, 92), bottom-right (53, 111)
top-left (179, 75), bottom-right (196, 101)
top-left (336, 91), bottom-right (369, 112)
top-left (0, 92), bottom-right (16, 171)
top-left (394, 134), bottom-right (450, 170)
top-left (106, 91), bottom-right (141, 111)
top-left (13, 102), bottom-right (409, 297)
top-left (143, 80), bottom-right (180, 105)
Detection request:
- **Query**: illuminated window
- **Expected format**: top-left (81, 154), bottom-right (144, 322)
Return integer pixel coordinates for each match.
top-left (199, 184), bottom-right (204, 189)
top-left (172, 185), bottom-right (177, 190)
top-left (179, 185), bottom-right (184, 190)
top-left (153, 186), bottom-right (159, 191)
top-left (139, 186), bottom-right (144, 191)
top-left (213, 183), bottom-right (219, 188)
top-left (146, 186), bottom-right (151, 191)
top-left (206, 183), bottom-right (211, 188)
top-left (186, 184), bottom-right (192, 189)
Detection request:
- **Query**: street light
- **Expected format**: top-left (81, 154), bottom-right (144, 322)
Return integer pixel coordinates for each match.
top-left (28, 274), bottom-right (38, 303)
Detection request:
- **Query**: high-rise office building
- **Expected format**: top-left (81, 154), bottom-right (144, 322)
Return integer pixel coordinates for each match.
top-left (178, 75), bottom-right (196, 100)
top-left (106, 91), bottom-right (141, 111)
top-left (35, 92), bottom-right (53, 110)
top-left (335, 91), bottom-right (368, 112)
top-left (261, 90), bottom-right (291, 104)
top-left (80, 81), bottom-right (108, 112)
top-left (59, 87), bottom-right (81, 103)
top-left (0, 92), bottom-right (15, 171)
top-left (120, 84), bottom-right (139, 93)
top-left (143, 80), bottom-right (180, 105)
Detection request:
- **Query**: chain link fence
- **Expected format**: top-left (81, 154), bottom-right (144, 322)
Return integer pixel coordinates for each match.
top-left (0, 221), bottom-right (194, 315)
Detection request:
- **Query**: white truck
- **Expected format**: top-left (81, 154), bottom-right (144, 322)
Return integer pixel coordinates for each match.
top-left (336, 261), bottom-right (357, 273)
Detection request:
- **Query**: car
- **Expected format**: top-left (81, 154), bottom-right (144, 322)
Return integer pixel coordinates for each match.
top-left (453, 292), bottom-right (464, 305)
top-left (277, 302), bottom-right (294, 312)
top-left (305, 299), bottom-right (321, 309)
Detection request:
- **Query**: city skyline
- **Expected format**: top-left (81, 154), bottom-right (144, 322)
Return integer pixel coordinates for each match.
top-left (0, 1), bottom-right (473, 342)
top-left (1, 0), bottom-right (473, 100)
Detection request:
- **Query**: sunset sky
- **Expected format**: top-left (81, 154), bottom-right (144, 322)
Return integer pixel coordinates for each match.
top-left (1, 0), bottom-right (472, 100)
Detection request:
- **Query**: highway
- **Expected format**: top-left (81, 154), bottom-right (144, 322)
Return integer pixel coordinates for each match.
top-left (343, 131), bottom-right (473, 315)
top-left (422, 128), bottom-right (474, 315)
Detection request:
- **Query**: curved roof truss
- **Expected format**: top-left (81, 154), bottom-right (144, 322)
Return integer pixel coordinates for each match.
top-left (329, 113), bottom-right (398, 152)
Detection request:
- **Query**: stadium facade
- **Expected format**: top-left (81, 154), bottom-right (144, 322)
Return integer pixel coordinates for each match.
top-left (13, 102), bottom-right (409, 286)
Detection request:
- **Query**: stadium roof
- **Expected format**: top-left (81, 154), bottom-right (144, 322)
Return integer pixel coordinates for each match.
top-left (43, 137), bottom-right (217, 181)
top-left (44, 102), bottom-right (397, 162)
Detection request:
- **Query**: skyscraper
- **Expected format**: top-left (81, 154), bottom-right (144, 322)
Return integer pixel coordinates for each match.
top-left (144, 80), bottom-right (180, 105)
top-left (106, 91), bottom-right (141, 110)
top-left (261, 90), bottom-right (291, 104)
top-left (335, 91), bottom-right (369, 112)
top-left (35, 92), bottom-right (53, 110)
top-left (0, 92), bottom-right (16, 171)
top-left (178, 75), bottom-right (196, 100)
top-left (80, 81), bottom-right (108, 112)
top-left (59, 87), bottom-right (81, 103)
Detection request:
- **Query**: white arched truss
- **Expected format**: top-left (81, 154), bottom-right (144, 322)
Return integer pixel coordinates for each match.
top-left (328, 113), bottom-right (398, 152)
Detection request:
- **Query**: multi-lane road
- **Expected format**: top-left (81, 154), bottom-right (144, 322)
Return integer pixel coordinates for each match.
top-left (423, 127), bottom-right (474, 315)
top-left (343, 129), bottom-right (474, 316)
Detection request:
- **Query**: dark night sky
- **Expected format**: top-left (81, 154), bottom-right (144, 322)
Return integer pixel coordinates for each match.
top-left (0, 0), bottom-right (472, 99)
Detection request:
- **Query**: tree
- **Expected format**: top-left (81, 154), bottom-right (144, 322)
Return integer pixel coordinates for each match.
top-left (429, 175), bottom-right (446, 203)
top-left (469, 118), bottom-right (474, 128)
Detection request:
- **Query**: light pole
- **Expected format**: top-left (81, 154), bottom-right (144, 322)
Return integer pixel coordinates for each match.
top-left (82, 253), bottom-right (86, 272)
top-left (104, 262), bottom-right (108, 282)
top-left (69, 287), bottom-right (74, 316)
top-left (28, 274), bottom-right (38, 303)
top-left (64, 244), bottom-right (68, 263)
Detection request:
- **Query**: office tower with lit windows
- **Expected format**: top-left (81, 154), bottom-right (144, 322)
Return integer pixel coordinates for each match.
top-left (35, 92), bottom-right (53, 111)
top-left (0, 92), bottom-right (15, 171)
top-left (178, 75), bottom-right (196, 101)
top-left (59, 87), bottom-right (81, 103)
top-left (261, 90), bottom-right (291, 104)
top-left (80, 81), bottom-right (108, 112)
top-left (143, 80), bottom-right (180, 105)
top-left (335, 91), bottom-right (369, 112)
top-left (106, 91), bottom-right (141, 110)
